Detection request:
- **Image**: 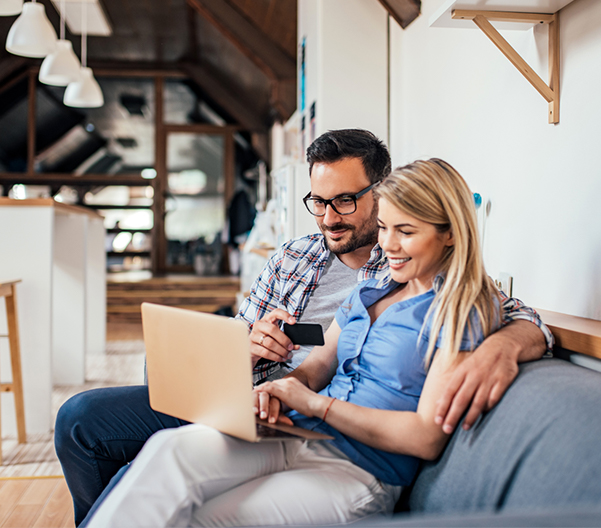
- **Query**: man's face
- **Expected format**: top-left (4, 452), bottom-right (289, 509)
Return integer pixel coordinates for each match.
top-left (309, 157), bottom-right (378, 255)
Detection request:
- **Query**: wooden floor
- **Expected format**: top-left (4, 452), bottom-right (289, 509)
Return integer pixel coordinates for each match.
top-left (0, 477), bottom-right (73, 528)
top-left (0, 321), bottom-right (145, 528)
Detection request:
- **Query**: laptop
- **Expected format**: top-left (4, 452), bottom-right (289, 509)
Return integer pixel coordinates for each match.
top-left (142, 302), bottom-right (333, 443)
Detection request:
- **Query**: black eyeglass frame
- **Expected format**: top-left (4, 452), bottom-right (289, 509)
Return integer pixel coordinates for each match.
top-left (302, 182), bottom-right (379, 217)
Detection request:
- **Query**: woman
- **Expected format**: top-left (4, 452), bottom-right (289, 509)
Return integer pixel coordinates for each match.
top-left (86, 159), bottom-right (501, 527)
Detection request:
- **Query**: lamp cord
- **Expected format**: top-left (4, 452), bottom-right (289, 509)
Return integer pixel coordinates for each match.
top-left (81, 0), bottom-right (87, 68)
top-left (59, 0), bottom-right (65, 41)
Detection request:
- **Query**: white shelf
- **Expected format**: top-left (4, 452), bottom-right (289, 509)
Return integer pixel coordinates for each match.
top-left (430, 0), bottom-right (576, 30)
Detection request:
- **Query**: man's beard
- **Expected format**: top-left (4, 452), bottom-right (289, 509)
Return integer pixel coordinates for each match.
top-left (318, 207), bottom-right (378, 255)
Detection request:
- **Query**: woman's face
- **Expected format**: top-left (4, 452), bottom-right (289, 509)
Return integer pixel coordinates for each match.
top-left (377, 198), bottom-right (454, 294)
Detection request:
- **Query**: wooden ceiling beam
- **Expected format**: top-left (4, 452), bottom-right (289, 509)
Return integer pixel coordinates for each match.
top-left (0, 61), bottom-right (187, 84)
top-left (163, 123), bottom-right (242, 134)
top-left (0, 56), bottom-right (28, 81)
top-left (87, 61), bottom-right (187, 78)
top-left (186, 0), bottom-right (296, 81)
top-left (251, 132), bottom-right (270, 166)
top-left (270, 78), bottom-right (297, 122)
top-left (0, 68), bottom-right (29, 97)
top-left (0, 57), bottom-right (29, 93)
top-left (179, 61), bottom-right (268, 132)
top-left (0, 173), bottom-right (150, 186)
top-left (378, 0), bottom-right (421, 29)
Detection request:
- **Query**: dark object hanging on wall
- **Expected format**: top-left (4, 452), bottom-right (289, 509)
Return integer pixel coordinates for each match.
top-left (228, 189), bottom-right (256, 247)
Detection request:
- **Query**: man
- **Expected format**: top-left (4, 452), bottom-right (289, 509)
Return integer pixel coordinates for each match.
top-left (56, 129), bottom-right (552, 525)
top-left (240, 129), bottom-right (551, 430)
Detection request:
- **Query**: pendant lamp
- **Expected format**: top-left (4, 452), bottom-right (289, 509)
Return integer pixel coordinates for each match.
top-left (39, 0), bottom-right (80, 86)
top-left (40, 40), bottom-right (81, 85)
top-left (64, 0), bottom-right (103, 108)
top-left (0, 0), bottom-right (23, 16)
top-left (6, 1), bottom-right (57, 58)
top-left (64, 66), bottom-right (103, 107)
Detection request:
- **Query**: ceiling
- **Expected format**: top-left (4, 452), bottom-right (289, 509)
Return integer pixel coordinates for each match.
top-left (0, 0), bottom-right (420, 175)
top-left (0, 0), bottom-right (298, 174)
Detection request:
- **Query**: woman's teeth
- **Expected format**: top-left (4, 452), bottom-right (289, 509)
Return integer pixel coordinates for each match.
top-left (389, 257), bottom-right (411, 265)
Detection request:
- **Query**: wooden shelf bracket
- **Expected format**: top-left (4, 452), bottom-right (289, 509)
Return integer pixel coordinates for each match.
top-left (452, 9), bottom-right (560, 124)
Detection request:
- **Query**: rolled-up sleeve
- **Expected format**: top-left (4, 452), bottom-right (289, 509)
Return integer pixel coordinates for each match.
top-left (499, 291), bottom-right (554, 355)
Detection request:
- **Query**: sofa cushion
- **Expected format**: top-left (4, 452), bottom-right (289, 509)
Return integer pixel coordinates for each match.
top-left (409, 358), bottom-right (601, 514)
top-left (360, 507), bottom-right (601, 527)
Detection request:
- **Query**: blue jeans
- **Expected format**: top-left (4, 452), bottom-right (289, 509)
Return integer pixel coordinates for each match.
top-left (54, 385), bottom-right (189, 525)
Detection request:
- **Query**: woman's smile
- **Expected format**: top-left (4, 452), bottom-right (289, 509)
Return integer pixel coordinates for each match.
top-left (378, 198), bottom-right (454, 295)
top-left (388, 257), bottom-right (411, 267)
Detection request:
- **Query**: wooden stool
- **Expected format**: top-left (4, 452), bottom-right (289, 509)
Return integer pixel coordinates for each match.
top-left (0, 280), bottom-right (27, 464)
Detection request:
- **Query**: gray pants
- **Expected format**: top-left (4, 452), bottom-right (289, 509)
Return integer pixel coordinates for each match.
top-left (87, 424), bottom-right (401, 527)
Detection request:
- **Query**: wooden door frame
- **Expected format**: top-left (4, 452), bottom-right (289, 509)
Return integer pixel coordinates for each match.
top-left (152, 82), bottom-right (237, 275)
top-left (0, 67), bottom-right (237, 276)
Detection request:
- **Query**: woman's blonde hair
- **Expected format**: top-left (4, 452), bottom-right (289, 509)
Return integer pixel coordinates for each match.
top-left (374, 159), bottom-right (500, 364)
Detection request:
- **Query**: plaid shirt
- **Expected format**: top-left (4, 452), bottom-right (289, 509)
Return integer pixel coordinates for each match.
top-left (237, 234), bottom-right (554, 383)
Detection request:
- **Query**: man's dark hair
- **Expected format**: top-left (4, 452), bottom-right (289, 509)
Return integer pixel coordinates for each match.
top-left (306, 129), bottom-right (391, 184)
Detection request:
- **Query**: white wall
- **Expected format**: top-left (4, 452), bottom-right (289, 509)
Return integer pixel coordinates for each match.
top-left (389, 0), bottom-right (601, 319)
top-left (298, 0), bottom-right (389, 145)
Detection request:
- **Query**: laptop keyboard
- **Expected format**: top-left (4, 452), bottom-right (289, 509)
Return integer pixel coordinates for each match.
top-left (256, 423), bottom-right (300, 439)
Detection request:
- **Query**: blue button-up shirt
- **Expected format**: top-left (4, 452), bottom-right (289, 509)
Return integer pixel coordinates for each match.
top-left (291, 277), bottom-right (490, 486)
top-left (239, 234), bottom-right (554, 384)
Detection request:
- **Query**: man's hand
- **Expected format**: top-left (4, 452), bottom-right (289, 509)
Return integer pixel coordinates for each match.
top-left (434, 320), bottom-right (546, 434)
top-left (250, 309), bottom-right (299, 368)
top-left (434, 347), bottom-right (519, 434)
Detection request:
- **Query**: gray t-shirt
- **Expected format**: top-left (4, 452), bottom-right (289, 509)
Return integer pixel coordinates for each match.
top-left (268, 252), bottom-right (359, 380)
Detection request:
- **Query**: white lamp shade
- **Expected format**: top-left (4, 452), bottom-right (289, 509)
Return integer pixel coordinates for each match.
top-left (39, 40), bottom-right (81, 86)
top-left (0, 0), bottom-right (23, 16)
top-left (64, 67), bottom-right (104, 108)
top-left (6, 2), bottom-right (57, 58)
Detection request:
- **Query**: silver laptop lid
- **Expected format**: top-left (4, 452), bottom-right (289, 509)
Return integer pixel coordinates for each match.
top-left (143, 303), bottom-right (259, 442)
top-left (143, 303), bottom-right (333, 443)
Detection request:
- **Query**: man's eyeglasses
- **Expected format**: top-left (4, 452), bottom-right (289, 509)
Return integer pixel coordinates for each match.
top-left (303, 182), bottom-right (379, 217)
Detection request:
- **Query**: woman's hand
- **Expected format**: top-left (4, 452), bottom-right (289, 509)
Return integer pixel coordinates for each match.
top-left (255, 378), bottom-right (330, 424)
top-left (252, 386), bottom-right (293, 425)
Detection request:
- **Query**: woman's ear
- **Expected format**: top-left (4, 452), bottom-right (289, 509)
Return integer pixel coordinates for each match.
top-left (445, 228), bottom-right (454, 247)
